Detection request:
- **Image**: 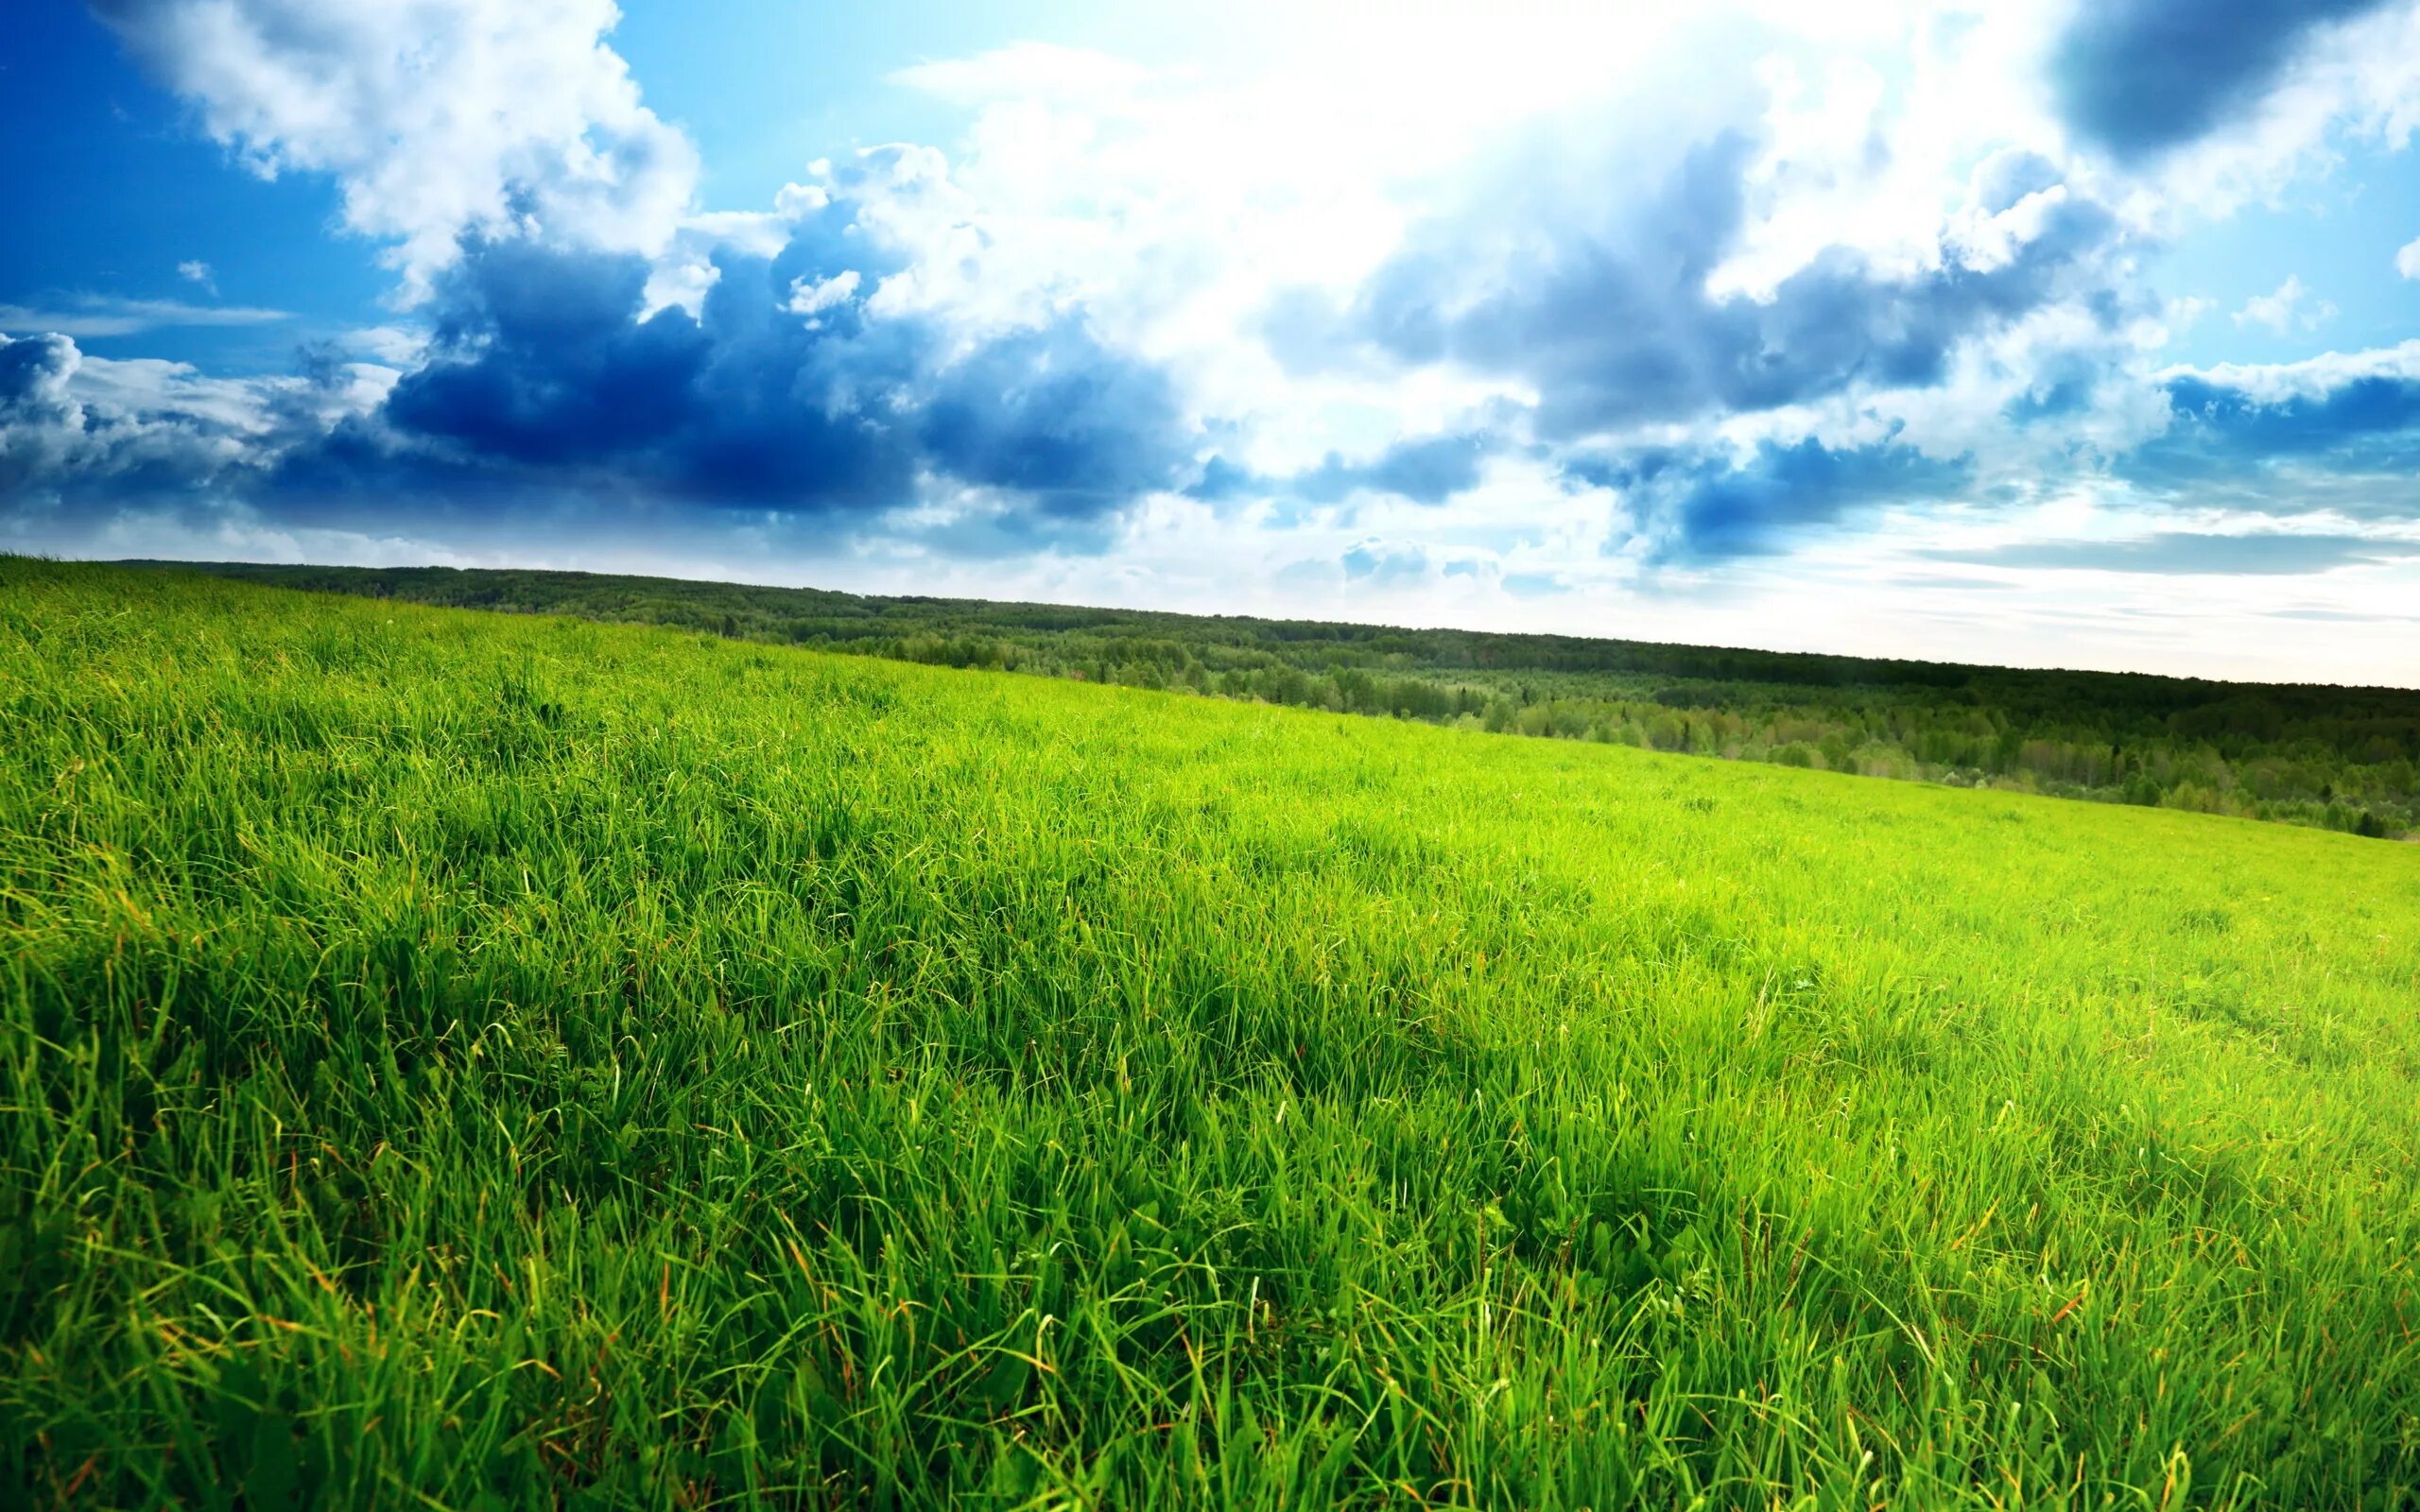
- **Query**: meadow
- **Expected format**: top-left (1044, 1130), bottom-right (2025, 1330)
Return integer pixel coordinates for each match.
top-left (5, 556), bottom-right (2419, 1509)
top-left (164, 561), bottom-right (2420, 839)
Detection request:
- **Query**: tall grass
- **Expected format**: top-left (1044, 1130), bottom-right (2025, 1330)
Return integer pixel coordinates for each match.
top-left (4, 557), bottom-right (2417, 1508)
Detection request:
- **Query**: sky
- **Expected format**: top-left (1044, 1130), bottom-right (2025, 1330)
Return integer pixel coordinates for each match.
top-left (5, 1), bottom-right (2420, 685)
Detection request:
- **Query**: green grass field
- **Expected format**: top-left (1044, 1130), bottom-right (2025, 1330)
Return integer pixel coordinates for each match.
top-left (5, 557), bottom-right (2419, 1509)
top-left (153, 559), bottom-right (2420, 840)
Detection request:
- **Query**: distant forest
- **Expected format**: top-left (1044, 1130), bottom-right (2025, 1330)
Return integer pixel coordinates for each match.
top-left (144, 561), bottom-right (2419, 839)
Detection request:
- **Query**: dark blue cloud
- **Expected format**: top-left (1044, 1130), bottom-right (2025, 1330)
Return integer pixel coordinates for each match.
top-left (1, 328), bottom-right (283, 502)
top-left (1299, 432), bottom-right (1492, 504)
top-left (2162, 373), bottom-right (2420, 456)
top-left (2118, 371), bottom-right (2420, 505)
top-left (1183, 431), bottom-right (1495, 507)
top-left (265, 197), bottom-right (1196, 535)
top-left (382, 243), bottom-right (714, 468)
top-left (2050, 0), bottom-right (2393, 162)
top-left (918, 322), bottom-right (1188, 517)
top-left (7, 192), bottom-right (1195, 553)
top-left (1584, 437), bottom-right (1970, 560)
top-left (1184, 454), bottom-right (1257, 503)
top-left (1278, 131), bottom-right (2123, 439)
top-left (268, 242), bottom-right (918, 516)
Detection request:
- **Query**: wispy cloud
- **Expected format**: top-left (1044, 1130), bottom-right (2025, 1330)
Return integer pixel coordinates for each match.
top-left (177, 260), bottom-right (216, 294)
top-left (2232, 275), bottom-right (2336, 335)
top-left (1926, 532), bottom-right (2420, 576)
top-left (0, 294), bottom-right (289, 339)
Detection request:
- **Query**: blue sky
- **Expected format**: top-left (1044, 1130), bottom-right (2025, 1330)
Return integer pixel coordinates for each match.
top-left (6, 0), bottom-right (2420, 684)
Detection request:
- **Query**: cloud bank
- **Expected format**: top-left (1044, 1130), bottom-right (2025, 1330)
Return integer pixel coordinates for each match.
top-left (6, 0), bottom-right (2420, 683)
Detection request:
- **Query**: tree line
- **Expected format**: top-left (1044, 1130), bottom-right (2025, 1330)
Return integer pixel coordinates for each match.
top-left (151, 561), bottom-right (2418, 838)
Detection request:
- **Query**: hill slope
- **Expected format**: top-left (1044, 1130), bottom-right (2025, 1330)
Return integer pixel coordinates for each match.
top-left (144, 559), bottom-right (2420, 838)
top-left (6, 558), bottom-right (2419, 1508)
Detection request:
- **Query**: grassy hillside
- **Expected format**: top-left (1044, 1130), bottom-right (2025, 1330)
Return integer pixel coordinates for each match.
top-left (6, 558), bottom-right (2419, 1509)
top-left (150, 560), bottom-right (2420, 839)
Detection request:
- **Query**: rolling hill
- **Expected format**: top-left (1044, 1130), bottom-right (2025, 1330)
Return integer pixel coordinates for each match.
top-left (6, 558), bottom-right (2418, 1508)
top-left (147, 559), bottom-right (2420, 841)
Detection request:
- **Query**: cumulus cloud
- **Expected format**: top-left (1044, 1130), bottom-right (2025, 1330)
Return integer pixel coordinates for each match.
top-left (2398, 235), bottom-right (2420, 279)
top-left (177, 259), bottom-right (216, 292)
top-left (9, 10), bottom-right (2143, 576)
top-left (27, 0), bottom-right (2420, 644)
top-left (0, 335), bottom-right (88, 493)
top-left (0, 330), bottom-right (331, 499)
top-left (2, 129), bottom-right (1200, 545)
top-left (93, 0), bottom-right (700, 300)
top-left (1280, 118), bottom-right (2128, 442)
top-left (263, 157), bottom-right (1196, 532)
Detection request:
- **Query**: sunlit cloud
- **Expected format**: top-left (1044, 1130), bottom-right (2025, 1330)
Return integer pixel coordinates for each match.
top-left (7, 0), bottom-right (2420, 683)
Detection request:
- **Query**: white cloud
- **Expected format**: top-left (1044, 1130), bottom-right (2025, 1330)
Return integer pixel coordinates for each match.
top-left (94, 0), bottom-right (700, 301)
top-left (177, 259), bottom-right (216, 292)
top-left (640, 188), bottom-right (834, 317)
top-left (70, 352), bottom-right (295, 435)
top-left (0, 295), bottom-right (290, 339)
top-left (834, 5), bottom-right (2147, 489)
top-left (36, 0), bottom-right (2420, 686)
top-left (2160, 337), bottom-right (2420, 402)
top-left (2399, 233), bottom-right (2420, 279)
top-left (2, 333), bottom-right (251, 491)
top-left (0, 330), bottom-right (385, 497)
top-left (786, 270), bottom-right (861, 318)
top-left (343, 324), bottom-right (429, 367)
top-left (2232, 275), bottom-right (2336, 335)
